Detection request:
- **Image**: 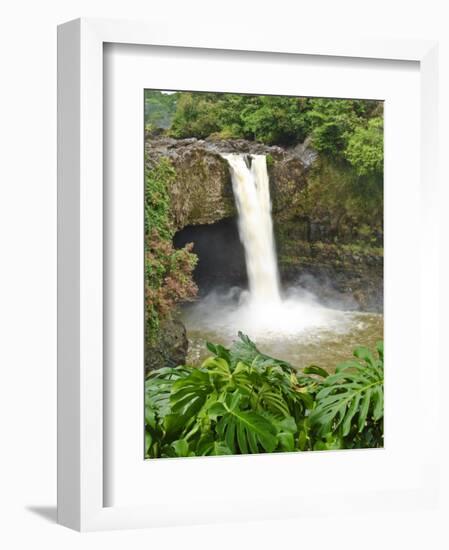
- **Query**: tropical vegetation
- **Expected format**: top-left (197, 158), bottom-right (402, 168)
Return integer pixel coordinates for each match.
top-left (145, 333), bottom-right (384, 458)
top-left (144, 92), bottom-right (384, 452)
top-left (144, 157), bottom-right (198, 351)
top-left (145, 91), bottom-right (383, 180)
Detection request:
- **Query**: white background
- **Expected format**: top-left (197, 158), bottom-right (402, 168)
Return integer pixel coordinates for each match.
top-left (1, 1), bottom-right (448, 548)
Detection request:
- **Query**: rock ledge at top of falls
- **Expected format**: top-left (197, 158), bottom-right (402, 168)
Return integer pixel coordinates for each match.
top-left (145, 136), bottom-right (318, 230)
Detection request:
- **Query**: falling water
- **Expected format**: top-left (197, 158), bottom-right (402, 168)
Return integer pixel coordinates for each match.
top-left (222, 154), bottom-right (281, 304)
top-left (181, 153), bottom-right (383, 366)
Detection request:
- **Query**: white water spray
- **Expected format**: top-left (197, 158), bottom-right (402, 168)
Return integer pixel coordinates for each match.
top-left (222, 153), bottom-right (281, 304)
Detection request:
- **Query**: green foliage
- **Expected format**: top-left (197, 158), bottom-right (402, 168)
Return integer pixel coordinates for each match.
top-left (209, 394), bottom-right (278, 454)
top-left (144, 158), bottom-right (198, 344)
top-left (305, 99), bottom-right (383, 180)
top-left (240, 95), bottom-right (310, 145)
top-left (165, 92), bottom-right (383, 173)
top-left (265, 153), bottom-right (275, 168)
top-left (345, 117), bottom-right (383, 176)
top-left (307, 342), bottom-right (384, 439)
top-left (169, 92), bottom-right (311, 145)
top-left (144, 157), bottom-right (174, 240)
top-left (144, 90), bottom-right (177, 130)
top-left (297, 156), bottom-right (383, 245)
top-left (170, 93), bottom-right (223, 139)
top-left (145, 332), bottom-right (312, 458)
top-left (305, 99), bottom-right (360, 157)
top-left (145, 333), bottom-right (384, 458)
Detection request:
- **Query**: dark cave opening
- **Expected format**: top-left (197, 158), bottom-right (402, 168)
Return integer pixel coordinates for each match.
top-left (173, 217), bottom-right (247, 295)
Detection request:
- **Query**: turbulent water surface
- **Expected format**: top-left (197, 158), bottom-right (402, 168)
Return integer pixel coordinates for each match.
top-left (182, 288), bottom-right (383, 371)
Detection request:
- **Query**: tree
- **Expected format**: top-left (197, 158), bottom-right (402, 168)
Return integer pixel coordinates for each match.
top-left (345, 117), bottom-right (383, 176)
top-left (144, 90), bottom-right (178, 129)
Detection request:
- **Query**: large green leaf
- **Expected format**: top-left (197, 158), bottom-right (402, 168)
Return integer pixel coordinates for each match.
top-left (313, 433), bottom-right (344, 451)
top-left (205, 341), bottom-right (232, 364)
top-left (164, 438), bottom-right (195, 458)
top-left (145, 365), bottom-right (191, 420)
top-left (309, 345), bottom-right (384, 437)
top-left (144, 334), bottom-right (384, 457)
top-left (265, 365), bottom-right (314, 413)
top-left (210, 393), bottom-right (278, 454)
top-left (145, 431), bottom-right (153, 456)
top-left (263, 413), bottom-right (297, 452)
top-left (196, 435), bottom-right (233, 456)
top-left (303, 365), bottom-right (329, 379)
top-left (163, 413), bottom-right (192, 440)
top-left (201, 356), bottom-right (235, 392)
top-left (229, 331), bottom-right (293, 370)
top-left (256, 383), bottom-right (291, 417)
top-left (170, 368), bottom-right (212, 418)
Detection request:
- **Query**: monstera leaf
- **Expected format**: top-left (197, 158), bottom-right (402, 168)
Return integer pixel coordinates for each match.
top-left (145, 365), bottom-right (191, 420)
top-left (170, 368), bottom-right (213, 418)
top-left (208, 392), bottom-right (278, 454)
top-left (196, 435), bottom-right (233, 456)
top-left (144, 334), bottom-right (384, 457)
top-left (228, 331), bottom-right (293, 370)
top-left (309, 342), bottom-right (384, 437)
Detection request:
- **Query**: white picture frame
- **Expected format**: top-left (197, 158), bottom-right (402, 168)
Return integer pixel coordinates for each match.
top-left (57, 17), bottom-right (440, 531)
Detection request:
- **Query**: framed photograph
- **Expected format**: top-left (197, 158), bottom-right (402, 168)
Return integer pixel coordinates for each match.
top-left (57, 18), bottom-right (440, 531)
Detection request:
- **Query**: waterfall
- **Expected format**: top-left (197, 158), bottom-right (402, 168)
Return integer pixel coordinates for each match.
top-left (222, 153), bottom-right (281, 304)
top-left (182, 153), bottom-right (357, 349)
top-left (183, 153), bottom-right (345, 342)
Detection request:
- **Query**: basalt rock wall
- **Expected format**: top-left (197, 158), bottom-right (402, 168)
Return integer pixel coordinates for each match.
top-left (146, 135), bottom-right (383, 313)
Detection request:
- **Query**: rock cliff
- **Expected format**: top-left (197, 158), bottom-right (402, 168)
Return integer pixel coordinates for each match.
top-left (145, 135), bottom-right (383, 313)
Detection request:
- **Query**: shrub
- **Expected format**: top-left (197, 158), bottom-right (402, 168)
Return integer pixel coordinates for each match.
top-left (345, 117), bottom-right (383, 177)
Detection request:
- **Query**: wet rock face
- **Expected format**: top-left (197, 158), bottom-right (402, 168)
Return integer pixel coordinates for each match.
top-left (146, 140), bottom-right (235, 229)
top-left (145, 135), bottom-right (383, 314)
top-left (270, 157), bottom-right (308, 220)
top-left (145, 136), bottom-right (311, 231)
top-left (145, 318), bottom-right (188, 373)
top-left (277, 241), bottom-right (384, 313)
